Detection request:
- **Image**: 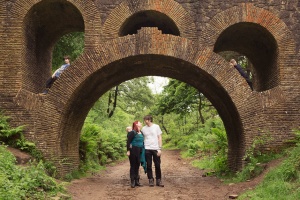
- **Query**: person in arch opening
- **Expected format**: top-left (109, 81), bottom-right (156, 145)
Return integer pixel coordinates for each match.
top-left (230, 59), bottom-right (253, 90)
top-left (126, 121), bottom-right (146, 188)
top-left (41, 55), bottom-right (71, 95)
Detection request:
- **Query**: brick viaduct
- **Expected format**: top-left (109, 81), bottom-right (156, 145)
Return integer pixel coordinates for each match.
top-left (0, 0), bottom-right (299, 176)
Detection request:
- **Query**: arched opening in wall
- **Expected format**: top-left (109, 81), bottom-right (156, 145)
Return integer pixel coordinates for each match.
top-left (214, 22), bottom-right (279, 92)
top-left (56, 55), bottom-right (245, 175)
top-left (119, 11), bottom-right (180, 36)
top-left (22, 0), bottom-right (84, 93)
top-left (78, 76), bottom-right (228, 175)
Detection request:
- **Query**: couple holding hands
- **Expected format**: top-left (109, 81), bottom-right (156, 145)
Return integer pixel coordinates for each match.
top-left (126, 115), bottom-right (164, 188)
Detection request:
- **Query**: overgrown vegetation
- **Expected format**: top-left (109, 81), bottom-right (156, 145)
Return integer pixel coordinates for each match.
top-left (239, 130), bottom-right (300, 199)
top-left (228, 132), bottom-right (281, 182)
top-left (0, 112), bottom-right (66, 199)
top-left (77, 123), bottom-right (127, 176)
top-left (0, 112), bottom-right (42, 160)
top-left (0, 145), bottom-right (65, 199)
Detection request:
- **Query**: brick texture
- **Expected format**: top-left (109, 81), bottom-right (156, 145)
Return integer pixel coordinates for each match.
top-left (0, 0), bottom-right (299, 176)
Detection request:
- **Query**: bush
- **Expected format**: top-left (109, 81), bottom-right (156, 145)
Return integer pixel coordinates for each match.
top-left (0, 111), bottom-right (43, 161)
top-left (239, 130), bottom-right (300, 199)
top-left (79, 124), bottom-right (127, 174)
top-left (0, 145), bottom-right (65, 199)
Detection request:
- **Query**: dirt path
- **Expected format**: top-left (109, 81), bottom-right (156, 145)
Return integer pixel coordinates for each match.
top-left (66, 150), bottom-right (281, 200)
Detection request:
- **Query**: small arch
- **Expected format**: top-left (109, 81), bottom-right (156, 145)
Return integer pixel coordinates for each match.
top-left (119, 10), bottom-right (180, 36)
top-left (203, 3), bottom-right (296, 93)
top-left (22, 0), bottom-right (84, 93)
top-left (214, 22), bottom-right (278, 92)
top-left (102, 0), bottom-right (197, 41)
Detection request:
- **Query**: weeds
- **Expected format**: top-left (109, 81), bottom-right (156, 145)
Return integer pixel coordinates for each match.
top-left (239, 130), bottom-right (300, 199)
top-left (0, 145), bottom-right (65, 199)
top-left (0, 112), bottom-right (67, 199)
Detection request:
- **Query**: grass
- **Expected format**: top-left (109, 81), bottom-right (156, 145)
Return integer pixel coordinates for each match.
top-left (189, 129), bottom-right (300, 199)
top-left (0, 144), bottom-right (68, 199)
top-left (238, 144), bottom-right (300, 199)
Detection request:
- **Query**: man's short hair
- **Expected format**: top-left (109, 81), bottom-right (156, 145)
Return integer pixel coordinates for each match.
top-left (63, 55), bottom-right (71, 60)
top-left (143, 115), bottom-right (153, 122)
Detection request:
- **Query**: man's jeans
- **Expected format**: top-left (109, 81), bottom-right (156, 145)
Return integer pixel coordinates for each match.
top-left (145, 149), bottom-right (161, 180)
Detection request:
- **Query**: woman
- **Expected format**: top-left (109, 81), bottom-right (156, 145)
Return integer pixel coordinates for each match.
top-left (126, 120), bottom-right (146, 188)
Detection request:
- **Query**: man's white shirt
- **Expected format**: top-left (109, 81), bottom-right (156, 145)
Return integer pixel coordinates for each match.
top-left (142, 124), bottom-right (162, 150)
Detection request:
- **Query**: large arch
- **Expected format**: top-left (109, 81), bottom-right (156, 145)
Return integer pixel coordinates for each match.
top-left (34, 28), bottom-right (257, 175)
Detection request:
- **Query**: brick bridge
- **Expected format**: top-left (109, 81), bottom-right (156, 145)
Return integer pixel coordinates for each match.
top-left (0, 0), bottom-right (299, 176)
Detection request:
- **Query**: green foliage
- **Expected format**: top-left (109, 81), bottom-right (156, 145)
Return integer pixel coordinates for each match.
top-left (239, 130), bottom-right (300, 199)
top-left (52, 32), bottom-right (84, 71)
top-left (151, 79), bottom-right (230, 174)
top-left (189, 118), bottom-right (229, 174)
top-left (223, 133), bottom-right (281, 183)
top-left (236, 133), bottom-right (273, 181)
top-left (0, 111), bottom-right (43, 161)
top-left (0, 112), bottom-right (24, 139)
top-left (79, 123), bottom-right (127, 174)
top-left (0, 145), bottom-right (65, 199)
top-left (155, 79), bottom-right (200, 115)
top-left (114, 77), bottom-right (155, 119)
top-left (77, 76), bottom-right (156, 175)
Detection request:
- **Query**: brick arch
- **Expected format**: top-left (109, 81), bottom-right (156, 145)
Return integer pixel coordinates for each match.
top-left (202, 3), bottom-right (296, 93)
top-left (35, 28), bottom-right (256, 175)
top-left (9, 0), bottom-right (101, 94)
top-left (102, 0), bottom-right (197, 41)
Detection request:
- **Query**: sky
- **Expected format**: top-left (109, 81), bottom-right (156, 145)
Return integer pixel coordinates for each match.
top-left (148, 76), bottom-right (169, 94)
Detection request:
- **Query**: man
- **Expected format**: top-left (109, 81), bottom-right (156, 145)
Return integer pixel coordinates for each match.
top-left (141, 115), bottom-right (164, 187)
top-left (41, 55), bottom-right (71, 95)
top-left (230, 59), bottom-right (253, 90)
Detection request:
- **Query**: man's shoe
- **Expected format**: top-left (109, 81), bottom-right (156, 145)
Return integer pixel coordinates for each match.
top-left (156, 179), bottom-right (164, 187)
top-left (135, 176), bottom-right (143, 187)
top-left (149, 178), bottom-right (154, 187)
top-left (41, 89), bottom-right (49, 95)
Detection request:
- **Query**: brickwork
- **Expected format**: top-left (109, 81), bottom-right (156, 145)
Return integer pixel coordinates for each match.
top-left (0, 0), bottom-right (299, 176)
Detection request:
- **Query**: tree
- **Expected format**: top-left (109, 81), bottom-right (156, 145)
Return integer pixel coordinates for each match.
top-left (107, 77), bottom-right (154, 119)
top-left (156, 79), bottom-right (202, 118)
